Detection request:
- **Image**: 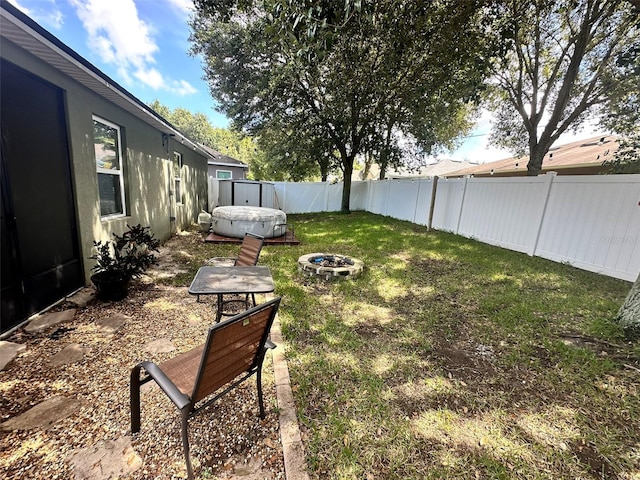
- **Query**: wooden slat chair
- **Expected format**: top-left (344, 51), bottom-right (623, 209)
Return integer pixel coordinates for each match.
top-left (203, 232), bottom-right (265, 308)
top-left (234, 232), bottom-right (265, 267)
top-left (130, 297), bottom-right (280, 480)
top-left (234, 232), bottom-right (265, 308)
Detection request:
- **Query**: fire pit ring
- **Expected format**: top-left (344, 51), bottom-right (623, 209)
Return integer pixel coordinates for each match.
top-left (298, 253), bottom-right (364, 280)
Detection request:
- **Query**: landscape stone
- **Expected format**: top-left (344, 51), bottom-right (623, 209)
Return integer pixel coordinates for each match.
top-left (67, 288), bottom-right (95, 308)
top-left (69, 436), bottom-right (142, 480)
top-left (25, 309), bottom-right (77, 333)
top-left (144, 337), bottom-right (175, 354)
top-left (0, 341), bottom-right (26, 371)
top-left (95, 313), bottom-right (129, 333)
top-left (0, 395), bottom-right (80, 431)
top-left (49, 344), bottom-right (92, 366)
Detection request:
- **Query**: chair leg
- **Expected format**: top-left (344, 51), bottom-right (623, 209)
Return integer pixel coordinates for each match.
top-left (181, 408), bottom-right (194, 480)
top-left (256, 364), bottom-right (266, 419)
top-left (216, 294), bottom-right (223, 323)
top-left (130, 364), bottom-right (143, 433)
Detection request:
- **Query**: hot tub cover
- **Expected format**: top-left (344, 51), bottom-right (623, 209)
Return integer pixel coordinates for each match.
top-left (212, 206), bottom-right (287, 239)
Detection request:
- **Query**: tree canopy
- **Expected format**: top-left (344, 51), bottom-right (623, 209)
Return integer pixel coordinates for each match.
top-left (486, 0), bottom-right (639, 176)
top-left (190, 0), bottom-right (505, 212)
top-left (148, 99), bottom-right (264, 174)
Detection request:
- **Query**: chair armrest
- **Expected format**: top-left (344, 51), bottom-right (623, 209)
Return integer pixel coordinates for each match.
top-left (138, 361), bottom-right (191, 410)
top-left (204, 257), bottom-right (236, 267)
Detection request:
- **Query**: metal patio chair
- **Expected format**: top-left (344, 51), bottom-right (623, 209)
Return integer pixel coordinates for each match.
top-left (130, 297), bottom-right (280, 480)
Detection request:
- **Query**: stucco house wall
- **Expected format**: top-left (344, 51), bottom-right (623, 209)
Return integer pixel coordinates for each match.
top-left (0, 2), bottom-right (209, 332)
top-left (2, 39), bottom-right (208, 281)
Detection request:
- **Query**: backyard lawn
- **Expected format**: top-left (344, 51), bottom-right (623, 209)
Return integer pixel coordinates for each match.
top-left (277, 212), bottom-right (639, 479)
top-left (162, 211), bottom-right (639, 480)
top-left (2, 211), bottom-right (637, 479)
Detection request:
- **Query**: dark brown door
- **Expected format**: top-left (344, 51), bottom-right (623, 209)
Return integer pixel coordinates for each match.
top-left (1, 60), bottom-right (83, 333)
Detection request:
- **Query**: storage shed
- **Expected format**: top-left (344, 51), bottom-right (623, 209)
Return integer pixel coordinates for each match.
top-left (217, 180), bottom-right (278, 209)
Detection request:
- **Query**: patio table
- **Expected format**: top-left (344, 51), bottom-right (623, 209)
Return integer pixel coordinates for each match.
top-left (188, 266), bottom-right (275, 322)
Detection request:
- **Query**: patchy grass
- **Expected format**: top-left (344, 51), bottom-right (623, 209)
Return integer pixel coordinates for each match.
top-left (166, 212), bottom-right (639, 479)
top-left (266, 212), bottom-right (637, 480)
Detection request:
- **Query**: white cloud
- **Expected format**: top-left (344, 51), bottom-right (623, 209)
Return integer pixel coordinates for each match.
top-left (70, 0), bottom-right (157, 71)
top-left (166, 0), bottom-right (195, 14)
top-left (134, 67), bottom-right (165, 90)
top-left (169, 79), bottom-right (198, 96)
top-left (69, 0), bottom-right (196, 95)
top-left (9, 0), bottom-right (64, 29)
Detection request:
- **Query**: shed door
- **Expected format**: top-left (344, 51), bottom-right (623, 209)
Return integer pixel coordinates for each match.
top-left (0, 61), bottom-right (83, 333)
top-left (233, 182), bottom-right (262, 206)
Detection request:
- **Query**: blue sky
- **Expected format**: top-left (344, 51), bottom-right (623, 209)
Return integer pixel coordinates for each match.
top-left (10, 0), bottom-right (230, 128)
top-left (10, 0), bottom-right (605, 165)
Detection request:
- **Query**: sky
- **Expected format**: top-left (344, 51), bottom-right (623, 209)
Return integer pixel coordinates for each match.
top-left (10, 0), bottom-right (607, 165)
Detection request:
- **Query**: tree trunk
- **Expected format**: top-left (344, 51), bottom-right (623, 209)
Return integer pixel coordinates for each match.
top-left (616, 273), bottom-right (640, 338)
top-left (527, 145), bottom-right (545, 176)
top-left (340, 152), bottom-right (354, 213)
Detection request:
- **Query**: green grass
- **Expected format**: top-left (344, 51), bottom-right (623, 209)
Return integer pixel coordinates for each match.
top-left (168, 212), bottom-right (639, 479)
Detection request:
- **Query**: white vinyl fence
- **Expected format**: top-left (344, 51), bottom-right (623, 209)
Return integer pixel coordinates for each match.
top-left (270, 173), bottom-right (640, 282)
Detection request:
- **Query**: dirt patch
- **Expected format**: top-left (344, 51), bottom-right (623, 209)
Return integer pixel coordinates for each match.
top-left (570, 440), bottom-right (619, 480)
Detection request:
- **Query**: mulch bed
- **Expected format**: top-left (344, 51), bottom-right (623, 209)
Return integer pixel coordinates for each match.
top-left (0, 236), bottom-right (285, 480)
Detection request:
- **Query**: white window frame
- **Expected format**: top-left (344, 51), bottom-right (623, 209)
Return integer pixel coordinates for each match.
top-left (216, 169), bottom-right (232, 179)
top-left (173, 151), bottom-right (183, 205)
top-left (93, 115), bottom-right (126, 218)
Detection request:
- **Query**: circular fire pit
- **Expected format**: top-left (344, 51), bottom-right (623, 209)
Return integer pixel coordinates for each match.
top-left (298, 253), bottom-right (364, 280)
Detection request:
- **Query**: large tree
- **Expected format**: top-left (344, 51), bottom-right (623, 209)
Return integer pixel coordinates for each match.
top-left (148, 99), bottom-right (263, 172)
top-left (601, 40), bottom-right (640, 174)
top-left (190, 0), bottom-right (503, 212)
top-left (600, 36), bottom-right (640, 337)
top-left (487, 0), bottom-right (639, 176)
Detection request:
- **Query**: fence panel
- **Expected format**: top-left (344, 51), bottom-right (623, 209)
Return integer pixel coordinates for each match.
top-left (350, 181), bottom-right (369, 211)
top-left (273, 182), bottom-right (328, 213)
top-left (265, 174), bottom-right (639, 281)
top-left (457, 177), bottom-right (547, 254)
top-left (414, 179), bottom-right (435, 226)
top-left (386, 180), bottom-right (422, 222)
top-left (208, 178), bottom-right (220, 210)
top-left (326, 183), bottom-right (344, 212)
top-left (367, 180), bottom-right (390, 215)
top-left (536, 175), bottom-right (640, 281)
top-left (432, 178), bottom-right (466, 232)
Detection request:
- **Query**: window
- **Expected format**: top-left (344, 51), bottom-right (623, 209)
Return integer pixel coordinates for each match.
top-left (93, 116), bottom-right (126, 217)
top-left (173, 152), bottom-right (183, 204)
top-left (216, 170), bottom-right (232, 179)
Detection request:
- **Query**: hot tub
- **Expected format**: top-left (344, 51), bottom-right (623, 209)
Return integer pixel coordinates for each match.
top-left (211, 206), bottom-right (287, 239)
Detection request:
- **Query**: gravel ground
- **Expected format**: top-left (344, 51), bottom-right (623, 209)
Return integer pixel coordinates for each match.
top-left (0, 236), bottom-right (285, 480)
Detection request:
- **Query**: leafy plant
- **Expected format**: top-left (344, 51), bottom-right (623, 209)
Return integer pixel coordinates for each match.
top-left (90, 224), bottom-right (161, 280)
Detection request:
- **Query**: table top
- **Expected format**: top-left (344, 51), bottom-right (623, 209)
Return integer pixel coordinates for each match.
top-left (188, 266), bottom-right (274, 296)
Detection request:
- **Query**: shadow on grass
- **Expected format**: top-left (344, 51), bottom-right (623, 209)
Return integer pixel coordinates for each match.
top-left (272, 212), bottom-right (637, 480)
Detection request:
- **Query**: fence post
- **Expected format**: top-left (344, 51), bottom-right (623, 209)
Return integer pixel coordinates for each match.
top-left (529, 172), bottom-right (557, 256)
top-left (427, 177), bottom-right (439, 230)
top-left (455, 176), bottom-right (469, 234)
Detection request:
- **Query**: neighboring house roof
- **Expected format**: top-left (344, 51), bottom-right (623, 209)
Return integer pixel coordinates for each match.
top-left (357, 158), bottom-right (478, 180)
top-left (199, 144), bottom-right (248, 169)
top-left (0, 1), bottom-right (207, 158)
top-left (445, 135), bottom-right (619, 177)
top-left (389, 158), bottom-right (480, 178)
